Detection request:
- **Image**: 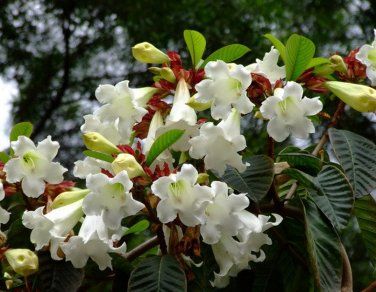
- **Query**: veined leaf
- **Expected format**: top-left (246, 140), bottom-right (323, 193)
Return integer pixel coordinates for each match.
top-left (183, 30), bottom-right (206, 67)
top-left (328, 128), bottom-right (376, 198)
top-left (125, 220), bottom-right (150, 235)
top-left (146, 129), bottom-right (184, 166)
top-left (10, 122), bottom-right (33, 142)
top-left (221, 155), bottom-right (274, 201)
top-left (302, 198), bottom-right (342, 291)
top-left (128, 255), bottom-right (187, 292)
top-left (354, 195), bottom-right (376, 266)
top-left (264, 33), bottom-right (286, 62)
top-left (83, 150), bottom-right (114, 163)
top-left (201, 44), bottom-right (250, 67)
top-left (285, 34), bottom-right (315, 80)
top-left (278, 152), bottom-right (323, 175)
top-left (282, 168), bottom-right (316, 189)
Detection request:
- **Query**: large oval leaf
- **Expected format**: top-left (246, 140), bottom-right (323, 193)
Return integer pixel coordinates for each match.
top-left (183, 30), bottom-right (206, 67)
top-left (128, 255), bottom-right (187, 292)
top-left (354, 195), bottom-right (376, 266)
top-left (328, 128), bottom-right (376, 198)
top-left (10, 121), bottom-right (33, 142)
top-left (201, 44), bottom-right (250, 67)
top-left (285, 34), bottom-right (315, 80)
top-left (221, 155), bottom-right (274, 201)
top-left (302, 198), bottom-right (342, 291)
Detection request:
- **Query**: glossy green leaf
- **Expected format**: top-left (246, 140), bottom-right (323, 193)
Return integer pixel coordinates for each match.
top-left (329, 128), bottom-right (376, 198)
top-left (278, 152), bottom-right (323, 175)
top-left (202, 44), bottom-right (250, 67)
top-left (128, 255), bottom-right (187, 292)
top-left (354, 195), bottom-right (376, 265)
top-left (282, 168), bottom-right (316, 189)
top-left (302, 198), bottom-right (342, 291)
top-left (83, 150), bottom-right (114, 163)
top-left (264, 33), bottom-right (286, 62)
top-left (146, 129), bottom-right (184, 166)
top-left (125, 220), bottom-right (150, 235)
top-left (0, 151), bottom-right (10, 163)
top-left (221, 155), bottom-right (274, 201)
top-left (183, 30), bottom-right (206, 67)
top-left (285, 34), bottom-right (315, 80)
top-left (306, 57), bottom-right (330, 69)
top-left (10, 122), bottom-right (33, 142)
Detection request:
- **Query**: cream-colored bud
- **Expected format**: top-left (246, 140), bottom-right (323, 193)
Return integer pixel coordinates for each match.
top-left (111, 153), bottom-right (146, 179)
top-left (83, 132), bottom-right (120, 155)
top-left (148, 67), bottom-right (162, 75)
top-left (329, 55), bottom-right (347, 73)
top-left (325, 81), bottom-right (376, 112)
top-left (160, 67), bottom-right (176, 83)
top-left (196, 173), bottom-right (209, 185)
top-left (186, 95), bottom-right (212, 111)
top-left (51, 188), bottom-right (90, 209)
top-left (132, 42), bottom-right (170, 64)
top-left (5, 249), bottom-right (38, 277)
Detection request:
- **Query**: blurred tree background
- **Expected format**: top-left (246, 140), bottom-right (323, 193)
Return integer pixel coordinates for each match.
top-left (0, 0), bottom-right (375, 290)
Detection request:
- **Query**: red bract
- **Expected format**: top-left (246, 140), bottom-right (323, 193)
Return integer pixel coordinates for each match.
top-left (338, 48), bottom-right (367, 82)
top-left (297, 69), bottom-right (328, 93)
top-left (247, 73), bottom-right (273, 106)
top-left (44, 180), bottom-right (75, 199)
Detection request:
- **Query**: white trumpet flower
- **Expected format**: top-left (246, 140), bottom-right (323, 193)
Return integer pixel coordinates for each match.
top-left (260, 81), bottom-right (323, 142)
top-left (195, 60), bottom-right (254, 120)
top-left (356, 29), bottom-right (376, 86)
top-left (151, 164), bottom-right (213, 226)
top-left (189, 109), bottom-right (247, 176)
top-left (4, 136), bottom-right (67, 198)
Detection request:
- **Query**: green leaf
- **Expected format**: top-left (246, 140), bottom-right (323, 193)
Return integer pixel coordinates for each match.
top-left (0, 151), bottom-right (10, 163)
top-left (125, 219), bottom-right (150, 235)
top-left (328, 128), bottom-right (376, 198)
top-left (183, 30), bottom-right (206, 67)
top-left (306, 57), bottom-right (330, 69)
top-left (278, 152), bottom-right (323, 175)
top-left (145, 129), bottom-right (185, 166)
top-left (221, 155), bottom-right (274, 201)
top-left (302, 198), bottom-right (342, 291)
top-left (128, 255), bottom-right (187, 292)
top-left (10, 122), bottom-right (33, 142)
top-left (282, 168), bottom-right (316, 189)
top-left (83, 150), bottom-right (114, 163)
top-left (202, 44), bottom-right (250, 67)
top-left (264, 33), bottom-right (286, 62)
top-left (309, 165), bottom-right (354, 231)
top-left (354, 195), bottom-right (376, 265)
top-left (285, 34), bottom-right (315, 80)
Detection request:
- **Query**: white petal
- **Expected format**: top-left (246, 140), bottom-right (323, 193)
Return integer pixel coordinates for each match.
top-left (156, 200), bottom-right (177, 223)
top-left (176, 164), bottom-right (198, 186)
top-left (11, 136), bottom-right (36, 157)
top-left (290, 117), bottom-right (315, 139)
top-left (151, 176), bottom-right (175, 200)
top-left (36, 136), bottom-right (60, 161)
top-left (0, 207), bottom-right (10, 225)
top-left (266, 117), bottom-right (290, 142)
top-left (95, 84), bottom-right (117, 104)
top-left (4, 158), bottom-right (25, 183)
top-left (260, 95), bottom-right (281, 119)
top-left (301, 97), bottom-right (323, 116)
top-left (366, 66), bottom-right (376, 86)
top-left (22, 176), bottom-right (45, 198)
top-left (44, 162), bottom-right (67, 184)
top-left (282, 81), bottom-right (303, 100)
top-left (204, 60), bottom-right (230, 79)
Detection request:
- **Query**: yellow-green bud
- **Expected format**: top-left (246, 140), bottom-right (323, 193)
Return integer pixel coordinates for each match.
top-left (197, 173), bottom-right (209, 184)
top-left (186, 95), bottom-right (212, 111)
top-left (148, 67), bottom-right (162, 75)
top-left (51, 188), bottom-right (90, 209)
top-left (83, 132), bottom-right (120, 155)
top-left (325, 81), bottom-right (376, 112)
top-left (5, 249), bottom-right (38, 277)
top-left (329, 55), bottom-right (347, 73)
top-left (160, 67), bottom-right (176, 83)
top-left (314, 63), bottom-right (335, 76)
top-left (132, 42), bottom-right (170, 64)
top-left (111, 153), bottom-right (146, 179)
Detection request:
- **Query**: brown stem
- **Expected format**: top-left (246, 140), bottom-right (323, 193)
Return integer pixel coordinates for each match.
top-left (362, 281), bottom-right (376, 292)
top-left (267, 136), bottom-right (275, 160)
top-left (122, 236), bottom-right (160, 261)
top-left (340, 243), bottom-right (353, 292)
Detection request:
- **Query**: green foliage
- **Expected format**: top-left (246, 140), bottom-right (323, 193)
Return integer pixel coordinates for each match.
top-left (83, 150), bottom-right (115, 163)
top-left (329, 128), bottom-right (376, 198)
top-left (10, 122), bottom-right (33, 142)
top-left (124, 219), bottom-right (150, 236)
top-left (183, 30), bottom-right (206, 67)
top-left (145, 129), bottom-right (185, 166)
top-left (306, 57), bottom-right (330, 68)
top-left (128, 255), bottom-right (187, 292)
top-left (221, 155), bottom-right (274, 202)
top-left (354, 195), bottom-right (376, 266)
top-left (0, 151), bottom-right (10, 163)
top-left (285, 34), bottom-right (315, 80)
top-left (302, 198), bottom-right (342, 291)
top-left (264, 33), bottom-right (286, 61)
top-left (202, 44), bottom-right (251, 67)
top-left (278, 150), bottom-right (323, 175)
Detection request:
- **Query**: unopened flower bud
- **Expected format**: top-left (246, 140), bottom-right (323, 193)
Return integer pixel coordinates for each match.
top-left (160, 67), bottom-right (176, 83)
top-left (148, 67), bottom-right (162, 75)
top-left (325, 81), bottom-right (376, 112)
top-left (5, 249), bottom-right (38, 277)
top-left (83, 132), bottom-right (120, 155)
top-left (51, 188), bottom-right (90, 209)
top-left (196, 173), bottom-right (209, 185)
top-left (132, 42), bottom-right (170, 64)
top-left (329, 55), bottom-right (347, 73)
top-left (186, 95), bottom-right (212, 111)
top-left (111, 153), bottom-right (146, 179)
top-left (314, 63), bottom-right (334, 76)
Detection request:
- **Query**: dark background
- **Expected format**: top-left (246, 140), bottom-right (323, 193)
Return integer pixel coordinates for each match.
top-left (0, 0), bottom-right (375, 290)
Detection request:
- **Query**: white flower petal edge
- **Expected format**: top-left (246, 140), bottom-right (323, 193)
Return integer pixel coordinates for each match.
top-left (356, 29), bottom-right (376, 86)
top-left (0, 183), bottom-right (10, 226)
top-left (195, 60), bottom-right (254, 120)
top-left (151, 164), bottom-right (213, 226)
top-left (4, 136), bottom-right (67, 198)
top-left (246, 46), bottom-right (286, 85)
top-left (260, 81), bottom-right (323, 142)
top-left (189, 109), bottom-right (247, 176)
top-left (73, 157), bottom-right (112, 179)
